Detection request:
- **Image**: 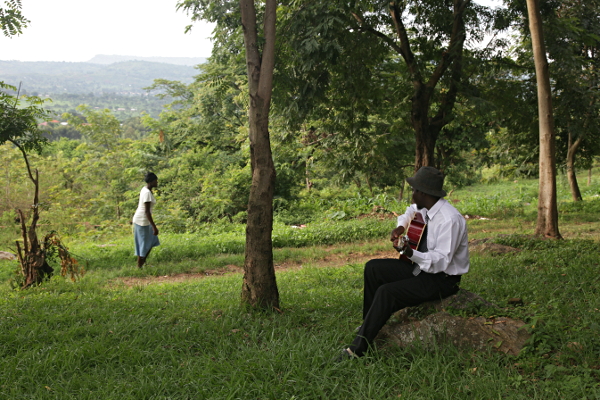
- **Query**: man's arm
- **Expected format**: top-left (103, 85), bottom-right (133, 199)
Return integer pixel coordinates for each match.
top-left (409, 214), bottom-right (466, 274)
top-left (390, 204), bottom-right (418, 248)
top-left (144, 202), bottom-right (159, 236)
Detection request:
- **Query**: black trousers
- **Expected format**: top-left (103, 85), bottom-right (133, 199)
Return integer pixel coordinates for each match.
top-left (349, 258), bottom-right (461, 356)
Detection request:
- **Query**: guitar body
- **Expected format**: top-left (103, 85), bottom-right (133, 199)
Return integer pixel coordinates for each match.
top-left (399, 212), bottom-right (427, 264)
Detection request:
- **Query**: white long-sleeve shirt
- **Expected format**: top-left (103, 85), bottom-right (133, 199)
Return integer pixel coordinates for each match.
top-left (396, 199), bottom-right (469, 276)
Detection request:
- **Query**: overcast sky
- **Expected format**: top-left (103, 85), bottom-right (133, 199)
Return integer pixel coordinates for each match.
top-left (1, 0), bottom-right (503, 63)
top-left (0, 0), bottom-right (215, 62)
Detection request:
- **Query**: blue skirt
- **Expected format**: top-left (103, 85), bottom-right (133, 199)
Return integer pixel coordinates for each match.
top-left (133, 223), bottom-right (160, 257)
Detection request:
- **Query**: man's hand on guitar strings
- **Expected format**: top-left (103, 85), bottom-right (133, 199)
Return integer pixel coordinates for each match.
top-left (390, 226), bottom-right (405, 243)
top-left (393, 236), bottom-right (414, 258)
top-left (393, 235), bottom-right (408, 253)
top-left (402, 243), bottom-right (414, 258)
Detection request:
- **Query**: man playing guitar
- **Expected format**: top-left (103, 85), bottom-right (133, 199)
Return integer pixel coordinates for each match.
top-left (336, 166), bottom-right (470, 361)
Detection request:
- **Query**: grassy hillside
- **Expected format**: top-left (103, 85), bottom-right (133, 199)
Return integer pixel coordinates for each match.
top-left (0, 59), bottom-right (200, 121)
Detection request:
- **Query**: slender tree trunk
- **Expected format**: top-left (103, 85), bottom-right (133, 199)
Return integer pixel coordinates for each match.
top-left (398, 180), bottom-right (406, 202)
top-left (305, 151), bottom-right (313, 191)
top-left (566, 130), bottom-right (583, 201)
top-left (14, 169), bottom-right (53, 288)
top-left (365, 175), bottom-right (374, 196)
top-left (526, 0), bottom-right (561, 238)
top-left (240, 0), bottom-right (280, 309)
top-left (565, 95), bottom-right (594, 201)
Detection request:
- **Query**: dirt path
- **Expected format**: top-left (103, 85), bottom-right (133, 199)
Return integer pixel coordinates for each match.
top-left (115, 237), bottom-right (528, 287)
top-left (117, 249), bottom-right (394, 287)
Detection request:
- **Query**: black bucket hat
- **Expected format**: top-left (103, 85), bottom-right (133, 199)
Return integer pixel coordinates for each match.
top-left (406, 166), bottom-right (447, 197)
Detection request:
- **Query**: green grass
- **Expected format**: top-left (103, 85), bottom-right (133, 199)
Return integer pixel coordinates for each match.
top-left (1, 173), bottom-right (600, 398)
top-left (0, 218), bottom-right (394, 281)
top-left (1, 240), bottom-right (599, 399)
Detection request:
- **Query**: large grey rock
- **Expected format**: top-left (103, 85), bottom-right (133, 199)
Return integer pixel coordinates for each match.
top-left (376, 290), bottom-right (531, 356)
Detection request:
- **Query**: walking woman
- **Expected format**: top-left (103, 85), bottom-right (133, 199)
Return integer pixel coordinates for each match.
top-left (132, 172), bottom-right (160, 268)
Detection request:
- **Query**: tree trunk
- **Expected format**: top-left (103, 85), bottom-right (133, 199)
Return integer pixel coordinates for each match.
top-left (388, 0), bottom-right (469, 171)
top-left (398, 179), bottom-right (406, 202)
top-left (412, 98), bottom-right (438, 170)
top-left (240, 0), bottom-right (280, 309)
top-left (14, 169), bottom-right (54, 288)
top-left (526, 0), bottom-right (561, 239)
top-left (566, 130), bottom-right (583, 201)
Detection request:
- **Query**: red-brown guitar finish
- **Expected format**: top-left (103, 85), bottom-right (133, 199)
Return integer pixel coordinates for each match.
top-left (399, 212), bottom-right (427, 264)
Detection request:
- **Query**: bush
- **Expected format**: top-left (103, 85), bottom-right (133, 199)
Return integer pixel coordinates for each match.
top-left (273, 192), bottom-right (407, 225)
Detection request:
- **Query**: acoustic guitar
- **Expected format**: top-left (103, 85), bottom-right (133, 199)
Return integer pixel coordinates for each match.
top-left (396, 212), bottom-right (427, 263)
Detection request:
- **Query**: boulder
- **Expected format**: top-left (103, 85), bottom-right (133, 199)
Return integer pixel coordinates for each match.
top-left (0, 251), bottom-right (16, 260)
top-left (376, 290), bottom-right (531, 356)
top-left (469, 239), bottom-right (520, 255)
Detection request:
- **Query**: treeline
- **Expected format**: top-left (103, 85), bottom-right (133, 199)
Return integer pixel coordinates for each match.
top-left (42, 93), bottom-right (171, 122)
top-left (3, 0), bottom-right (600, 237)
top-left (0, 135), bottom-right (402, 237)
top-left (1, 59), bottom-right (201, 129)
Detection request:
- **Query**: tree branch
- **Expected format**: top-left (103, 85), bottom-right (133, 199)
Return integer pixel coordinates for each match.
top-left (351, 12), bottom-right (404, 57)
top-left (8, 138), bottom-right (36, 185)
top-left (258, 0), bottom-right (277, 105)
top-left (240, 0), bottom-right (261, 96)
top-left (426, 0), bottom-right (470, 91)
top-left (388, 3), bottom-right (423, 85)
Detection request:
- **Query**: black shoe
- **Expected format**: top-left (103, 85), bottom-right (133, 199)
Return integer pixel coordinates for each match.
top-left (333, 348), bottom-right (357, 363)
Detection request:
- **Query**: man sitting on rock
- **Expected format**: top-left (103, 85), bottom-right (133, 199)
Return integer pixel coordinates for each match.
top-left (337, 166), bottom-right (470, 360)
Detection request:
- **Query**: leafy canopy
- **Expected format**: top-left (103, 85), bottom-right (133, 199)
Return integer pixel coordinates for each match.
top-left (0, 0), bottom-right (28, 37)
top-left (0, 82), bottom-right (49, 153)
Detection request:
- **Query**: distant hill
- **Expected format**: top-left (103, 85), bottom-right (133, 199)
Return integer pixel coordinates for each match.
top-left (0, 59), bottom-right (200, 95)
top-left (87, 54), bottom-right (207, 66)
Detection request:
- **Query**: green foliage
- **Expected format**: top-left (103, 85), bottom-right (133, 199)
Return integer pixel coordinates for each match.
top-left (559, 197), bottom-right (600, 222)
top-left (547, 0), bottom-right (600, 171)
top-left (483, 0), bottom-right (600, 181)
top-left (62, 105), bottom-right (123, 149)
top-left (0, 0), bottom-right (28, 37)
top-left (40, 93), bottom-right (170, 124)
top-left (0, 81), bottom-right (50, 152)
top-left (475, 63), bottom-right (541, 179)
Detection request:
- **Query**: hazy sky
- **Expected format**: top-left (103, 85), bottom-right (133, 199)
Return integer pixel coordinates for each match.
top-left (0, 0), bottom-right (215, 62)
top-left (1, 0), bottom-right (502, 63)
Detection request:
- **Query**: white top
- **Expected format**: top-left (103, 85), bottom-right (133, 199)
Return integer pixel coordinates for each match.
top-left (132, 186), bottom-right (156, 226)
top-left (396, 199), bottom-right (469, 276)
